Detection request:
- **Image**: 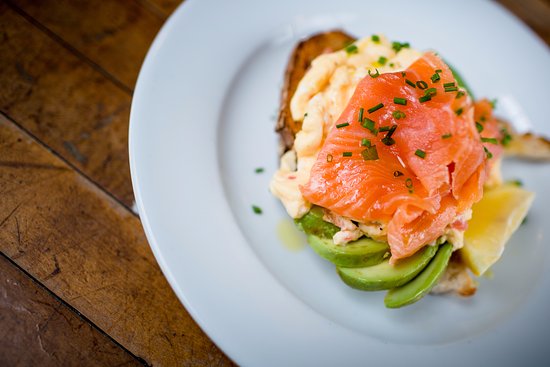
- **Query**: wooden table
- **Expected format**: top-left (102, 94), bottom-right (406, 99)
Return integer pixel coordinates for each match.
top-left (1, 1), bottom-right (548, 365)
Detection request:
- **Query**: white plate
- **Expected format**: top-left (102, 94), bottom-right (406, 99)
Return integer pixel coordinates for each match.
top-left (129, 0), bottom-right (550, 365)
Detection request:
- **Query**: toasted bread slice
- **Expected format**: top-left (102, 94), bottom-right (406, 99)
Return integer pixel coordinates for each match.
top-left (500, 120), bottom-right (550, 160)
top-left (277, 31), bottom-right (477, 297)
top-left (276, 30), bottom-right (354, 154)
top-left (276, 31), bottom-right (549, 298)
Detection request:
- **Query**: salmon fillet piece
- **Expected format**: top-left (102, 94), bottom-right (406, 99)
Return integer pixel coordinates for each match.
top-left (300, 52), bottom-right (504, 260)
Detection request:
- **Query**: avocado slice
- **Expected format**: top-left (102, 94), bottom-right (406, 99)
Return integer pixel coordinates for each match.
top-left (295, 206), bottom-right (339, 239)
top-left (337, 244), bottom-right (438, 291)
top-left (307, 235), bottom-right (390, 268)
top-left (447, 62), bottom-right (475, 99)
top-left (385, 242), bottom-right (453, 308)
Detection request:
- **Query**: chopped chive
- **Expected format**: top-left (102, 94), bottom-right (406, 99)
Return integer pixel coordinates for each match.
top-left (419, 95), bottom-right (432, 103)
top-left (361, 138), bottom-right (371, 147)
top-left (442, 133), bottom-right (452, 139)
top-left (362, 118), bottom-right (376, 132)
top-left (424, 88), bottom-right (437, 97)
top-left (416, 81), bottom-right (428, 89)
top-left (393, 170), bottom-right (404, 177)
top-left (490, 98), bottom-right (498, 109)
top-left (415, 149), bottom-right (426, 158)
top-left (252, 205), bottom-right (263, 214)
top-left (345, 44), bottom-right (358, 55)
top-left (379, 125), bottom-right (392, 132)
top-left (304, 112), bottom-right (308, 118)
top-left (484, 146), bottom-right (493, 159)
top-left (371, 34), bottom-right (380, 43)
top-left (336, 122), bottom-right (350, 129)
top-left (444, 86), bottom-right (458, 92)
top-left (500, 128), bottom-right (512, 146)
top-left (255, 167), bottom-right (264, 174)
top-left (443, 82), bottom-right (456, 87)
top-left (367, 103), bottom-right (384, 114)
top-left (392, 110), bottom-right (406, 120)
top-left (456, 91), bottom-right (465, 99)
top-left (361, 145), bottom-right (379, 160)
top-left (389, 63), bottom-right (395, 67)
top-left (401, 72), bottom-right (406, 77)
top-left (382, 137), bottom-right (395, 146)
top-left (475, 122), bottom-right (484, 133)
top-left (326, 154), bottom-right (333, 162)
top-left (435, 69), bottom-right (442, 73)
top-left (431, 73), bottom-right (441, 83)
top-left (480, 115), bottom-right (486, 122)
top-left (368, 68), bottom-right (380, 78)
top-left (455, 107), bottom-right (464, 116)
top-left (392, 41), bottom-right (410, 52)
top-left (481, 137), bottom-right (498, 144)
top-left (510, 179), bottom-right (523, 187)
top-left (386, 125), bottom-right (397, 138)
top-left (405, 79), bottom-right (416, 88)
top-left (343, 151), bottom-right (353, 157)
top-left (405, 178), bottom-right (413, 188)
top-left (378, 56), bottom-right (388, 65)
top-left (394, 97), bottom-right (407, 105)
top-left (358, 107), bottom-right (364, 122)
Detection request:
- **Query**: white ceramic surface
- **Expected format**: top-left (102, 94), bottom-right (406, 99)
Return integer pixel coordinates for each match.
top-left (129, 0), bottom-right (550, 365)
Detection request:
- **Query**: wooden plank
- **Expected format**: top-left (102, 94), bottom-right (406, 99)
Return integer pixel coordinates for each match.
top-left (0, 254), bottom-right (143, 367)
top-left (9, 0), bottom-right (165, 90)
top-left (0, 116), bottom-right (234, 366)
top-left (0, 4), bottom-right (134, 207)
top-left (497, 0), bottom-right (550, 45)
top-left (142, 0), bottom-right (182, 18)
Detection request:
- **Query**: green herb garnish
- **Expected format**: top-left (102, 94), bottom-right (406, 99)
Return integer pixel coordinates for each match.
top-left (336, 122), bottom-right (350, 129)
top-left (361, 145), bottom-right (379, 160)
top-left (405, 79), bottom-right (416, 88)
top-left (394, 97), bottom-right (407, 106)
top-left (415, 149), bottom-right (426, 158)
top-left (419, 95), bottom-right (431, 103)
top-left (252, 205), bottom-right (263, 214)
top-left (368, 103), bottom-right (384, 114)
top-left (475, 122), bottom-right (484, 133)
top-left (345, 44), bottom-right (358, 55)
top-left (481, 137), bottom-right (498, 144)
top-left (392, 110), bottom-right (406, 120)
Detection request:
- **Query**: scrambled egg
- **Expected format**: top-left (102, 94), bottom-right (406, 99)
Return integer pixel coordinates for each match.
top-left (269, 34), bottom-right (500, 248)
top-left (270, 35), bottom-right (421, 220)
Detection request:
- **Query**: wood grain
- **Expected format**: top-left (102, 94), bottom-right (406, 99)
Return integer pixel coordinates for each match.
top-left (0, 115), bottom-right (234, 366)
top-left (10, 0), bottom-right (165, 90)
top-left (0, 3), bottom-right (134, 207)
top-left (141, 0), bottom-right (182, 19)
top-left (0, 254), bottom-right (143, 367)
top-left (497, 0), bottom-right (550, 45)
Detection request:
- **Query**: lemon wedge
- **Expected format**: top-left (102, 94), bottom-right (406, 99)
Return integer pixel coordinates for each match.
top-left (460, 183), bottom-right (535, 276)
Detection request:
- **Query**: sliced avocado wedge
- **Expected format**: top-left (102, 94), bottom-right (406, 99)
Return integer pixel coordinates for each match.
top-left (307, 235), bottom-right (390, 268)
top-left (385, 242), bottom-right (453, 308)
top-left (295, 206), bottom-right (339, 239)
top-left (447, 62), bottom-right (475, 99)
top-left (337, 245), bottom-right (438, 291)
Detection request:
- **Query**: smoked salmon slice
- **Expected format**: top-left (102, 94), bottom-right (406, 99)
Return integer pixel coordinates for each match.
top-left (300, 52), bottom-right (504, 261)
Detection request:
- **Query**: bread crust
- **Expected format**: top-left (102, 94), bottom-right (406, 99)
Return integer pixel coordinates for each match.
top-left (276, 30), bottom-right (354, 154)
